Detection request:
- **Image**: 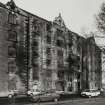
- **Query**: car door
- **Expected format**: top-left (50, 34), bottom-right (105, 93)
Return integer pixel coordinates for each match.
top-left (40, 93), bottom-right (52, 102)
top-left (91, 90), bottom-right (96, 96)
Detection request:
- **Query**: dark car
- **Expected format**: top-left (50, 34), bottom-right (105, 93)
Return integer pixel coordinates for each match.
top-left (29, 90), bottom-right (60, 102)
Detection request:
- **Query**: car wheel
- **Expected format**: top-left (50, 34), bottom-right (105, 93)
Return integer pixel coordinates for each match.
top-left (30, 93), bottom-right (33, 96)
top-left (54, 98), bottom-right (58, 102)
top-left (37, 98), bottom-right (41, 103)
top-left (30, 97), bottom-right (37, 103)
top-left (89, 95), bottom-right (91, 98)
top-left (8, 94), bottom-right (13, 98)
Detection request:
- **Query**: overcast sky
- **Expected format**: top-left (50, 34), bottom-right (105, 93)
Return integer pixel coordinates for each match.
top-left (0, 0), bottom-right (105, 46)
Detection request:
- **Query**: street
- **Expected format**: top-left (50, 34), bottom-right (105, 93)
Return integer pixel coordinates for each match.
top-left (2, 97), bottom-right (105, 105)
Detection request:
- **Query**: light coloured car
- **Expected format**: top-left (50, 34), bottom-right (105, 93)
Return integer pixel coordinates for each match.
top-left (81, 89), bottom-right (100, 97)
top-left (55, 90), bottom-right (65, 94)
top-left (0, 91), bottom-right (15, 98)
top-left (27, 89), bottom-right (41, 96)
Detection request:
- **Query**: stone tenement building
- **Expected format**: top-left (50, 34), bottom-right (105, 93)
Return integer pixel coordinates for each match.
top-left (84, 37), bottom-right (102, 90)
top-left (101, 50), bottom-right (105, 89)
top-left (0, 0), bottom-right (102, 96)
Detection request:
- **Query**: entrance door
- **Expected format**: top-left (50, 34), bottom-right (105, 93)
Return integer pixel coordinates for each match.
top-left (66, 74), bottom-right (72, 92)
top-left (77, 74), bottom-right (81, 92)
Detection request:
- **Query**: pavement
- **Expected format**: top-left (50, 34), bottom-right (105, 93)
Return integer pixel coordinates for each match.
top-left (0, 96), bottom-right (30, 105)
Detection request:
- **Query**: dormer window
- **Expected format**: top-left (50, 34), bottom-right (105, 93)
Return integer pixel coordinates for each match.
top-left (53, 13), bottom-right (66, 28)
top-left (6, 0), bottom-right (17, 10)
top-left (32, 19), bottom-right (40, 33)
top-left (46, 23), bottom-right (51, 32)
top-left (8, 12), bottom-right (17, 24)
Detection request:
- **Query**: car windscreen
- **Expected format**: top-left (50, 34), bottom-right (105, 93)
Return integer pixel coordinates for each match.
top-left (83, 89), bottom-right (90, 92)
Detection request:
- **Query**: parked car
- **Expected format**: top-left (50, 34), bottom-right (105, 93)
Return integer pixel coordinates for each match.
top-left (8, 90), bottom-right (18, 98)
top-left (8, 89), bottom-right (27, 98)
top-left (55, 90), bottom-right (65, 95)
top-left (81, 89), bottom-right (100, 97)
top-left (29, 90), bottom-right (60, 102)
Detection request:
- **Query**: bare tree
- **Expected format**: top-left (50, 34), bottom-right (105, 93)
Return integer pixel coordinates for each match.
top-left (95, 2), bottom-right (105, 34)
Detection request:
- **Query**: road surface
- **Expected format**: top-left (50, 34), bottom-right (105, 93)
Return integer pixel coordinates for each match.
top-left (3, 97), bottom-right (105, 105)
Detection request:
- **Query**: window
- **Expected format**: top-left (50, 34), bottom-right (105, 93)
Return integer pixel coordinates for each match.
top-left (57, 60), bottom-right (63, 67)
top-left (57, 50), bottom-right (63, 57)
top-left (46, 48), bottom-right (51, 58)
top-left (32, 58), bottom-right (39, 67)
top-left (33, 68), bottom-right (39, 80)
top-left (46, 48), bottom-right (51, 54)
top-left (8, 30), bottom-right (17, 41)
top-left (32, 51), bottom-right (39, 58)
top-left (57, 29), bottom-right (63, 36)
top-left (8, 12), bottom-right (17, 24)
top-left (32, 39), bottom-right (39, 51)
top-left (46, 59), bottom-right (51, 66)
top-left (46, 23), bottom-right (51, 32)
top-left (8, 46), bottom-right (16, 58)
top-left (32, 40), bottom-right (38, 46)
top-left (32, 19), bottom-right (40, 33)
top-left (46, 70), bottom-right (52, 77)
top-left (57, 50), bottom-right (63, 67)
top-left (46, 35), bottom-right (51, 44)
top-left (58, 71), bottom-right (64, 79)
top-left (8, 58), bottom-right (16, 73)
top-left (56, 39), bottom-right (63, 47)
top-left (0, 13), bottom-right (3, 26)
top-left (77, 65), bottom-right (80, 69)
top-left (95, 83), bottom-right (97, 87)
